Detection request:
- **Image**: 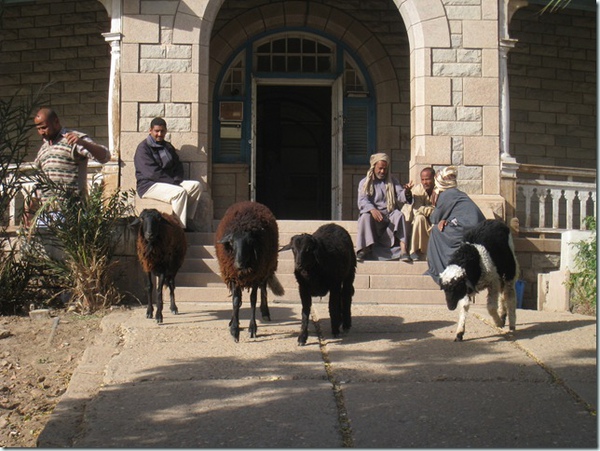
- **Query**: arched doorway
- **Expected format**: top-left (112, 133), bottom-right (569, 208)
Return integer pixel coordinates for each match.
top-left (212, 30), bottom-right (375, 220)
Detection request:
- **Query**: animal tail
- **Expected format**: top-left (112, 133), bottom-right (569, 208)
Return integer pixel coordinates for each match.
top-left (268, 274), bottom-right (285, 296)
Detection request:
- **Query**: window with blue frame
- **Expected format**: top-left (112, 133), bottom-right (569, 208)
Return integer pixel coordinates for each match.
top-left (213, 31), bottom-right (375, 165)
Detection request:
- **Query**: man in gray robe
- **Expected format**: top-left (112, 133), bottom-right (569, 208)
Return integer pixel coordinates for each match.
top-left (425, 166), bottom-right (486, 285)
top-left (356, 153), bottom-right (413, 262)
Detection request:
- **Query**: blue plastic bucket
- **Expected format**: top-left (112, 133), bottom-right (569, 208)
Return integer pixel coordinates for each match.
top-left (515, 280), bottom-right (525, 309)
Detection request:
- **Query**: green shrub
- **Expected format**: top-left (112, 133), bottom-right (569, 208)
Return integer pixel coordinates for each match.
top-left (25, 177), bottom-right (136, 314)
top-left (566, 216), bottom-right (596, 315)
top-left (0, 88), bottom-right (47, 314)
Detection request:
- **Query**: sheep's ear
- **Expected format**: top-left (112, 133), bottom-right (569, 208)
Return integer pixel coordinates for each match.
top-left (465, 278), bottom-right (475, 292)
top-left (217, 233), bottom-right (233, 244)
top-left (129, 217), bottom-right (141, 228)
top-left (279, 242), bottom-right (292, 252)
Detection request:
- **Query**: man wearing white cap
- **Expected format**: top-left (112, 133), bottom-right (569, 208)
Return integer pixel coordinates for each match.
top-left (355, 153), bottom-right (414, 262)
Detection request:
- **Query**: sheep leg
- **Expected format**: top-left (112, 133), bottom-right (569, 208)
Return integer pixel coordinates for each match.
top-left (145, 272), bottom-right (154, 319)
top-left (328, 286), bottom-right (343, 338)
top-left (298, 285), bottom-right (313, 346)
top-left (341, 279), bottom-right (354, 332)
top-left (155, 273), bottom-right (165, 324)
top-left (229, 284), bottom-right (242, 342)
top-left (486, 285), bottom-right (504, 328)
top-left (248, 286), bottom-right (259, 338)
top-left (504, 281), bottom-right (518, 332)
top-left (454, 297), bottom-right (470, 342)
top-left (167, 276), bottom-right (178, 315)
top-left (259, 283), bottom-right (271, 321)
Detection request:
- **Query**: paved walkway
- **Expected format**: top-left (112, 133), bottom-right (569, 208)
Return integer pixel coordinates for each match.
top-left (38, 302), bottom-right (597, 448)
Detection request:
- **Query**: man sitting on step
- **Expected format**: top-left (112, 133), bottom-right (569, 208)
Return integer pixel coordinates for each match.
top-left (134, 117), bottom-right (202, 231)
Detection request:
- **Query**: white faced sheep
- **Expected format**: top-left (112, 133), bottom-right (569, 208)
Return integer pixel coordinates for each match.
top-left (215, 201), bottom-right (284, 342)
top-left (132, 208), bottom-right (187, 324)
top-left (439, 219), bottom-right (518, 342)
top-left (280, 223), bottom-right (356, 345)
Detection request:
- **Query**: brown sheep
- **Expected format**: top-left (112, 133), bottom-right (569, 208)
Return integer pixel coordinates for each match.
top-left (132, 208), bottom-right (187, 324)
top-left (215, 201), bottom-right (284, 341)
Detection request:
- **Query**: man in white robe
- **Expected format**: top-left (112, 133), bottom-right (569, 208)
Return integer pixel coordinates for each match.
top-left (356, 153), bottom-right (413, 262)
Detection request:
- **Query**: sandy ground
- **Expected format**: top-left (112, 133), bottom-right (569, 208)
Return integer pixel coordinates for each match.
top-left (0, 310), bottom-right (104, 447)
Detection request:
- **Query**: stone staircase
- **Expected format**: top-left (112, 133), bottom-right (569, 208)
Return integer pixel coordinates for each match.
top-left (174, 220), bottom-right (445, 305)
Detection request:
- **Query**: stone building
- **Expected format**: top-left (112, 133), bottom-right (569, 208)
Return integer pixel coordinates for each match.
top-left (1, 0), bottom-right (596, 307)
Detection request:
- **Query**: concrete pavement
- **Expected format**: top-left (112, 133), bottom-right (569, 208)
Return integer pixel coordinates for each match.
top-left (37, 301), bottom-right (597, 448)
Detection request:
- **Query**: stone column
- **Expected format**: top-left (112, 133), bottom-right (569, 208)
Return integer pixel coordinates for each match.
top-left (498, 0), bottom-right (528, 220)
top-left (102, 25), bottom-right (123, 194)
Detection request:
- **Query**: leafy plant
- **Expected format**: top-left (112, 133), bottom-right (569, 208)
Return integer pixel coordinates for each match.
top-left (0, 88), bottom-right (48, 315)
top-left (565, 216), bottom-right (596, 315)
top-left (539, 0), bottom-right (573, 14)
top-left (25, 176), bottom-right (136, 314)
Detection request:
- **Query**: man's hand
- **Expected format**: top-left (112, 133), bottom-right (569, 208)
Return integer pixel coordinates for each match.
top-left (438, 219), bottom-right (447, 232)
top-left (64, 132), bottom-right (81, 146)
top-left (370, 208), bottom-right (383, 222)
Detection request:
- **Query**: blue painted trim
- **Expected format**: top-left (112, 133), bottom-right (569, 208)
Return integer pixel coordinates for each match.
top-left (213, 26), bottom-right (377, 165)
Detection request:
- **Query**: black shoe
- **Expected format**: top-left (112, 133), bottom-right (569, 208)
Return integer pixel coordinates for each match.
top-left (356, 249), bottom-right (369, 262)
top-left (399, 252), bottom-right (412, 262)
top-left (410, 253), bottom-right (420, 261)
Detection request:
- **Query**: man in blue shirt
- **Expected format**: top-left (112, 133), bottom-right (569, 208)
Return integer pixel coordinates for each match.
top-left (134, 117), bottom-right (202, 230)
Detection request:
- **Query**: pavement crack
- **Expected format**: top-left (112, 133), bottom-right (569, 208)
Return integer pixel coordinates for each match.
top-left (472, 311), bottom-right (597, 417)
top-left (311, 309), bottom-right (354, 448)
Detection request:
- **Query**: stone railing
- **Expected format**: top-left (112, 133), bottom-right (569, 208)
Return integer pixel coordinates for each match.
top-left (2, 162), bottom-right (104, 228)
top-left (516, 164), bottom-right (596, 235)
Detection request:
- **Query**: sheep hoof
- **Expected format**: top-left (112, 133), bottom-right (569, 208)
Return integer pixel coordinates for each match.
top-left (262, 314), bottom-right (271, 321)
top-left (509, 326), bottom-right (516, 332)
top-left (146, 313), bottom-right (153, 319)
top-left (230, 328), bottom-right (240, 342)
top-left (171, 308), bottom-right (178, 315)
top-left (500, 314), bottom-right (507, 327)
top-left (454, 332), bottom-right (464, 342)
top-left (297, 332), bottom-right (308, 346)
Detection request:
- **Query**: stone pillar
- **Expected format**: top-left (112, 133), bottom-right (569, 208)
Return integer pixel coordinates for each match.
top-left (102, 31), bottom-right (123, 194)
top-left (498, 0), bottom-right (528, 221)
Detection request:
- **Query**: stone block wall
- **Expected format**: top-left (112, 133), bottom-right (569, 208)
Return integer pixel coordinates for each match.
top-left (508, 5), bottom-right (596, 168)
top-left (514, 236), bottom-right (561, 309)
top-left (0, 0), bottom-right (111, 153)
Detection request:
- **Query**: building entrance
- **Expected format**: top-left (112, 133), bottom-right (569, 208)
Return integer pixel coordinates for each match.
top-left (255, 85), bottom-right (332, 220)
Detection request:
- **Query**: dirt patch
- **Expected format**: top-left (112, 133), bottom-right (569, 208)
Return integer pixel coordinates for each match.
top-left (0, 310), bottom-right (104, 447)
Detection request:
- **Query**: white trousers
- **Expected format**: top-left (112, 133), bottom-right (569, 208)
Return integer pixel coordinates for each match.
top-left (142, 180), bottom-right (202, 227)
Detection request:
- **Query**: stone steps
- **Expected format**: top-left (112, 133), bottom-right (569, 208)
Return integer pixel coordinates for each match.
top-left (174, 220), bottom-right (445, 305)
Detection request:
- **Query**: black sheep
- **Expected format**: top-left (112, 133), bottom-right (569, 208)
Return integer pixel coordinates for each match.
top-left (280, 223), bottom-right (356, 345)
top-left (132, 209), bottom-right (187, 324)
top-left (215, 201), bottom-right (284, 342)
top-left (439, 219), bottom-right (518, 341)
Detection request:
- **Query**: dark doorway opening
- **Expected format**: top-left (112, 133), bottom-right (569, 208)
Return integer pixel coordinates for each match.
top-left (256, 85), bottom-right (332, 220)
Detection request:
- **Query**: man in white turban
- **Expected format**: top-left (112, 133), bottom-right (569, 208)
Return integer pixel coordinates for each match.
top-left (425, 166), bottom-right (486, 285)
top-left (356, 153), bottom-right (414, 262)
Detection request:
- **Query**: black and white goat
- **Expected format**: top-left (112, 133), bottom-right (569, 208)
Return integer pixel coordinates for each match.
top-left (439, 219), bottom-right (518, 342)
top-left (280, 223), bottom-right (356, 345)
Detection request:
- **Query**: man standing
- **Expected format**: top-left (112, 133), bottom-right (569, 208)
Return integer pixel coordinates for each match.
top-left (34, 107), bottom-right (111, 201)
top-left (134, 117), bottom-right (202, 230)
top-left (356, 152), bottom-right (413, 262)
top-left (401, 167), bottom-right (436, 261)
